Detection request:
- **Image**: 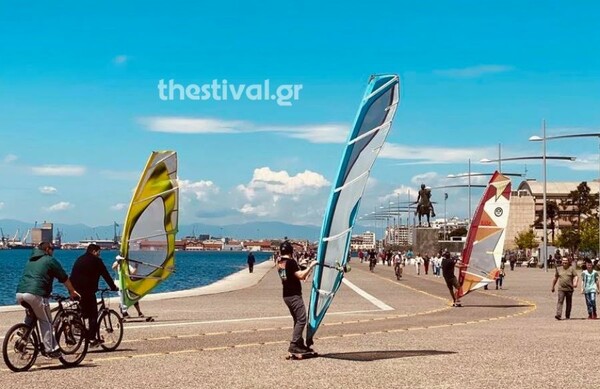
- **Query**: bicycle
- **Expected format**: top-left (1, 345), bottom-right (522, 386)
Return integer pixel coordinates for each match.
top-left (369, 259), bottom-right (376, 272)
top-left (394, 263), bottom-right (403, 280)
top-left (96, 288), bottom-right (124, 351)
top-left (2, 294), bottom-right (89, 372)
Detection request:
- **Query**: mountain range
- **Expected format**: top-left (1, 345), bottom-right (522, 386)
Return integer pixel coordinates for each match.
top-left (0, 219), bottom-right (371, 243)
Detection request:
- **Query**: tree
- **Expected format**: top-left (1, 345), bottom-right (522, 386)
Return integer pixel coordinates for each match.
top-left (546, 201), bottom-right (560, 244)
top-left (555, 227), bottom-right (581, 254)
top-left (579, 217), bottom-right (599, 256)
top-left (562, 181), bottom-right (597, 230)
top-left (514, 229), bottom-right (539, 250)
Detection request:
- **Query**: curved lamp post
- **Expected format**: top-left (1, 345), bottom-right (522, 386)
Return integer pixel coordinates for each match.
top-left (529, 128), bottom-right (600, 263)
top-left (480, 147), bottom-right (576, 271)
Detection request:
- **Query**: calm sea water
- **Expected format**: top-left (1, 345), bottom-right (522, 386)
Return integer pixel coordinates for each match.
top-left (0, 249), bottom-right (272, 307)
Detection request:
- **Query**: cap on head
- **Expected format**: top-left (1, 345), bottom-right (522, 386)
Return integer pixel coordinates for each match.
top-left (280, 240), bottom-right (294, 256)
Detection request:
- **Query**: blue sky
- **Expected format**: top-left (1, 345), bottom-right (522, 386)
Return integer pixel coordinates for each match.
top-left (1, 1), bottom-right (599, 234)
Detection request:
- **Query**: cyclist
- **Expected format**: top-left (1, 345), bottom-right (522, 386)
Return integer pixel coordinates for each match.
top-left (70, 244), bottom-right (119, 347)
top-left (368, 249), bottom-right (377, 272)
top-left (393, 252), bottom-right (403, 279)
top-left (15, 241), bottom-right (80, 358)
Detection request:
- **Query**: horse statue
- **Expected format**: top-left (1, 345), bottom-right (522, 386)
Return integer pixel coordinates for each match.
top-left (415, 184), bottom-right (436, 227)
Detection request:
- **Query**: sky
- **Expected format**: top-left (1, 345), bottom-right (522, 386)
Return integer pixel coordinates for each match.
top-left (1, 1), bottom-right (600, 235)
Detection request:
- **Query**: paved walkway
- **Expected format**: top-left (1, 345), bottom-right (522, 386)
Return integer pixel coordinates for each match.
top-left (0, 260), bottom-right (598, 388)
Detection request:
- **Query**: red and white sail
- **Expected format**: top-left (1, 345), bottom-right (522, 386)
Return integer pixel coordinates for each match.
top-left (457, 171), bottom-right (511, 298)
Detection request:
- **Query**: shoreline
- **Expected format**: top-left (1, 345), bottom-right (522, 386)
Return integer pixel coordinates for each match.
top-left (0, 260), bottom-right (275, 313)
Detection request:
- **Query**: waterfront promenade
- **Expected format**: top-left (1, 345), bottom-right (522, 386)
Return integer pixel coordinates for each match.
top-left (0, 260), bottom-right (598, 388)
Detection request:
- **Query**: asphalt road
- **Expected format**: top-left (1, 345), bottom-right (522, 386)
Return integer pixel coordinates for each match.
top-left (1, 260), bottom-right (598, 388)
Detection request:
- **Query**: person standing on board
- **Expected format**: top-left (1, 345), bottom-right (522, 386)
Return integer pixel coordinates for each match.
top-left (441, 251), bottom-right (463, 307)
top-left (551, 257), bottom-right (579, 320)
top-left (16, 242), bottom-right (80, 358)
top-left (70, 244), bottom-right (119, 346)
top-left (277, 239), bottom-right (317, 354)
top-left (247, 251), bottom-right (256, 273)
top-left (580, 258), bottom-right (599, 319)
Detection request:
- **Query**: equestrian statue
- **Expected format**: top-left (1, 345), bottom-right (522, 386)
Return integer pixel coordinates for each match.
top-left (415, 184), bottom-right (436, 227)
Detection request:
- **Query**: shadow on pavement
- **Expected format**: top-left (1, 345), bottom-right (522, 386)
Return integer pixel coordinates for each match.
top-left (461, 304), bottom-right (533, 308)
top-left (320, 349), bottom-right (455, 362)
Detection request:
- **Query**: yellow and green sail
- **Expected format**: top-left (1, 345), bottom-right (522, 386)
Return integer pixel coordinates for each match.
top-left (118, 151), bottom-right (179, 307)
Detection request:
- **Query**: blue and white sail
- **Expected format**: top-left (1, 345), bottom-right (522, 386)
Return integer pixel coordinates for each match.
top-left (307, 74), bottom-right (400, 346)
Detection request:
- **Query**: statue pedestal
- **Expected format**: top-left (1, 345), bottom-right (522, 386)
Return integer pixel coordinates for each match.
top-left (413, 228), bottom-right (439, 255)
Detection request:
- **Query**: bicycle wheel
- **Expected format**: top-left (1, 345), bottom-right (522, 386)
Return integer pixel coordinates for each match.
top-left (98, 309), bottom-right (123, 351)
top-left (56, 318), bottom-right (88, 367)
top-left (2, 323), bottom-right (39, 372)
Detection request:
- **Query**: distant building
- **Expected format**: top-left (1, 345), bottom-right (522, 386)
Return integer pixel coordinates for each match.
top-left (350, 231), bottom-right (376, 251)
top-left (505, 180), bottom-right (600, 249)
top-left (31, 223), bottom-right (53, 246)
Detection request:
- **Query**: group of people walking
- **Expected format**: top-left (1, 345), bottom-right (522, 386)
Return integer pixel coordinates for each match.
top-left (553, 257), bottom-right (599, 320)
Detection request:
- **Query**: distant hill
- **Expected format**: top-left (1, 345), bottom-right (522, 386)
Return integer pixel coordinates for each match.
top-left (0, 219), bottom-right (350, 242)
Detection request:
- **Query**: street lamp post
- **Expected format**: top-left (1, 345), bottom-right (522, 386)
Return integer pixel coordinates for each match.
top-left (529, 127), bottom-right (600, 262)
top-left (481, 148), bottom-right (576, 272)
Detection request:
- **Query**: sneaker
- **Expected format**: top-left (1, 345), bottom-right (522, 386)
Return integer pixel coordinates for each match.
top-left (138, 313), bottom-right (145, 318)
top-left (122, 312), bottom-right (129, 318)
top-left (46, 349), bottom-right (62, 359)
top-left (593, 313), bottom-right (598, 320)
top-left (89, 338), bottom-right (104, 348)
top-left (554, 315), bottom-right (561, 320)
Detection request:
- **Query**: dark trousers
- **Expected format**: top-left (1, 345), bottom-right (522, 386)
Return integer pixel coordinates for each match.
top-left (283, 295), bottom-right (307, 348)
top-left (80, 294), bottom-right (99, 340)
top-left (248, 263), bottom-right (254, 273)
top-left (556, 290), bottom-right (573, 319)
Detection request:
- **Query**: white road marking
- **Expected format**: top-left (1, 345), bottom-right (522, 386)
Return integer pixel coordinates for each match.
top-left (342, 278), bottom-right (394, 311)
top-left (121, 308), bottom-right (384, 330)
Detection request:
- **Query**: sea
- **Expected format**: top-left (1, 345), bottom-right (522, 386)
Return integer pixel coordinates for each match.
top-left (0, 249), bottom-right (273, 307)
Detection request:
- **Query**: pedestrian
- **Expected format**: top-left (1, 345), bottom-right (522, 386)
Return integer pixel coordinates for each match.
top-left (70, 244), bottom-right (119, 346)
top-left (358, 249), bottom-right (364, 263)
top-left (16, 242), bottom-right (80, 358)
top-left (277, 239), bottom-right (317, 354)
top-left (551, 257), bottom-right (579, 320)
top-left (496, 260), bottom-right (506, 290)
top-left (112, 256), bottom-right (145, 318)
top-left (441, 251), bottom-right (463, 307)
top-left (423, 254), bottom-right (430, 275)
top-left (247, 251), bottom-right (256, 273)
top-left (581, 258), bottom-right (599, 319)
top-left (414, 253), bottom-right (423, 275)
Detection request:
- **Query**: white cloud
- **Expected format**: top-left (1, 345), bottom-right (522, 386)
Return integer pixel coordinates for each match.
top-left (113, 55), bottom-right (129, 65)
top-left (3, 154), bottom-right (17, 164)
top-left (265, 124), bottom-right (348, 144)
top-left (237, 167), bottom-right (329, 199)
top-left (229, 167), bottom-right (330, 223)
top-left (44, 202), bottom-right (73, 212)
top-left (31, 165), bottom-right (86, 176)
top-left (139, 116), bottom-right (348, 144)
top-left (380, 143), bottom-right (497, 164)
top-left (178, 179), bottom-right (220, 201)
top-left (38, 186), bottom-right (57, 195)
top-left (141, 117), bottom-right (246, 134)
top-left (433, 65), bottom-right (514, 78)
top-left (110, 203), bottom-right (128, 211)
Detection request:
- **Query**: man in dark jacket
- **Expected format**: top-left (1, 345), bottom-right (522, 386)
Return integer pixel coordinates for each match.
top-left (16, 242), bottom-right (80, 358)
top-left (70, 244), bottom-right (118, 346)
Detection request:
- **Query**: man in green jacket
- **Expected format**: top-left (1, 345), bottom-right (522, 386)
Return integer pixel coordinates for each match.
top-left (16, 241), bottom-right (80, 358)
